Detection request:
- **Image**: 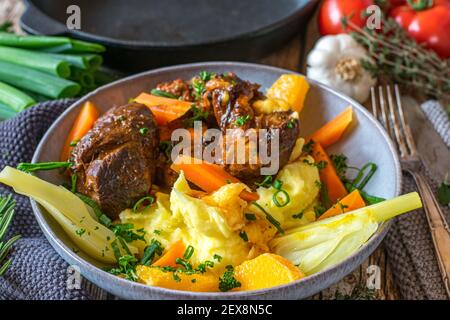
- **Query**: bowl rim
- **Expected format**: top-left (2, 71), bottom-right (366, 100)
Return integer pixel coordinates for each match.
top-left (30, 61), bottom-right (402, 299)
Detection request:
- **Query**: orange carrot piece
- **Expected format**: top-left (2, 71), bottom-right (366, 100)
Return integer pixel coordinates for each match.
top-left (311, 142), bottom-right (348, 203)
top-left (60, 101), bottom-right (99, 161)
top-left (134, 93), bottom-right (192, 125)
top-left (308, 107), bottom-right (353, 148)
top-left (170, 155), bottom-right (259, 202)
top-left (318, 189), bottom-right (366, 220)
top-left (152, 240), bottom-right (186, 268)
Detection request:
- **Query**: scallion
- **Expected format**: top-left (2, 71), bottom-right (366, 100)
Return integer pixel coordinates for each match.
top-left (0, 102), bottom-right (17, 120)
top-left (0, 81), bottom-right (35, 112)
top-left (132, 196), bottom-right (155, 213)
top-left (251, 201), bottom-right (285, 234)
top-left (17, 161), bottom-right (72, 173)
top-left (0, 61), bottom-right (80, 99)
top-left (0, 32), bottom-right (105, 53)
top-left (150, 89), bottom-right (177, 99)
top-left (183, 245), bottom-right (195, 260)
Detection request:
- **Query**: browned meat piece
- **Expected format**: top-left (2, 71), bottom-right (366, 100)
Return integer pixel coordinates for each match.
top-left (205, 74), bottom-right (299, 184)
top-left (156, 79), bottom-right (194, 101)
top-left (207, 75), bottom-right (260, 131)
top-left (72, 103), bottom-right (159, 219)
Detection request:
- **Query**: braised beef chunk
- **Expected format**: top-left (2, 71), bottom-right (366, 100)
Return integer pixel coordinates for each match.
top-left (72, 103), bottom-right (159, 219)
top-left (203, 74), bottom-right (299, 183)
top-left (156, 79), bottom-right (194, 101)
top-left (206, 74), bottom-right (260, 131)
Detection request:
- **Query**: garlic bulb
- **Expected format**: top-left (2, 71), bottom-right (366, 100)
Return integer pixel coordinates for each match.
top-left (307, 34), bottom-right (376, 103)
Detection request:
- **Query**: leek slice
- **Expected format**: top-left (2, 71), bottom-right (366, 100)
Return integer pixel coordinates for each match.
top-left (271, 192), bottom-right (422, 275)
top-left (0, 166), bottom-right (137, 263)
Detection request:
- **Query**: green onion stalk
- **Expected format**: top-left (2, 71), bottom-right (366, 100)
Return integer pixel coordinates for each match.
top-left (270, 192), bottom-right (422, 275)
top-left (0, 81), bottom-right (35, 112)
top-left (0, 32), bottom-right (105, 53)
top-left (0, 102), bottom-right (17, 120)
top-left (0, 61), bottom-right (80, 99)
top-left (0, 46), bottom-right (71, 78)
top-left (50, 53), bottom-right (103, 71)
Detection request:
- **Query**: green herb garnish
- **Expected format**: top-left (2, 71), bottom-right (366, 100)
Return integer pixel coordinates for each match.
top-left (219, 265), bottom-right (241, 292)
top-left (111, 223), bottom-right (146, 243)
top-left (235, 114), bottom-right (252, 127)
top-left (69, 139), bottom-right (80, 147)
top-left (183, 105), bottom-right (209, 127)
top-left (437, 176), bottom-right (450, 206)
top-left (302, 140), bottom-right (315, 154)
top-left (17, 161), bottom-right (72, 173)
top-left (141, 239), bottom-right (164, 266)
top-left (139, 127), bottom-right (149, 135)
top-left (183, 245), bottom-right (195, 260)
top-left (109, 254), bottom-right (139, 281)
top-left (76, 193), bottom-right (112, 227)
top-left (150, 89), bottom-right (177, 99)
top-left (272, 179), bottom-right (290, 208)
top-left (292, 211), bottom-right (304, 219)
top-left (245, 213), bottom-right (256, 221)
top-left (213, 254), bottom-right (222, 262)
top-left (75, 228), bottom-right (86, 237)
top-left (132, 196), bottom-right (155, 213)
top-left (0, 195), bottom-right (21, 276)
top-left (287, 118), bottom-right (297, 129)
top-left (252, 201), bottom-right (284, 234)
top-left (255, 175), bottom-right (273, 188)
top-left (239, 231), bottom-right (248, 242)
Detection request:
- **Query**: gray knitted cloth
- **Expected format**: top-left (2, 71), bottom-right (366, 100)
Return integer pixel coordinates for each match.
top-left (0, 99), bottom-right (448, 300)
top-left (0, 100), bottom-right (107, 300)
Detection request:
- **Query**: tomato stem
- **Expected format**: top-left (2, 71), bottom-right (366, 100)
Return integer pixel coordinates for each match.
top-left (407, 0), bottom-right (434, 11)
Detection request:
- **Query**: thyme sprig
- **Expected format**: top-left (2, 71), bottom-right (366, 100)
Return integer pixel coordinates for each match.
top-left (342, 15), bottom-right (450, 100)
top-left (0, 195), bottom-right (21, 276)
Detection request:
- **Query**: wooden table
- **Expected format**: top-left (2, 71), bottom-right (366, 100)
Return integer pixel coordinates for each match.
top-left (2, 0), bottom-right (402, 299)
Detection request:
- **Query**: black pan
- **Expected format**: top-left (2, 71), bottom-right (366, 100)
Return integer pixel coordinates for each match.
top-left (20, 0), bottom-right (319, 73)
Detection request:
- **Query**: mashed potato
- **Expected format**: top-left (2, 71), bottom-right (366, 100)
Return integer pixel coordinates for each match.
top-left (250, 156), bottom-right (321, 229)
top-left (120, 173), bottom-right (252, 273)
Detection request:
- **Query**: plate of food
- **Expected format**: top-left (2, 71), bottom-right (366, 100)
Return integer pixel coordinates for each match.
top-left (0, 62), bottom-right (421, 299)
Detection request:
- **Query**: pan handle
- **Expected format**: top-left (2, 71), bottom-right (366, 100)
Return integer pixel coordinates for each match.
top-left (20, 0), bottom-right (68, 36)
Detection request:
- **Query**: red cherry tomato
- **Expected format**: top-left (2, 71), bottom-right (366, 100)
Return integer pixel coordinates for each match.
top-left (389, 0), bottom-right (450, 58)
top-left (318, 0), bottom-right (374, 35)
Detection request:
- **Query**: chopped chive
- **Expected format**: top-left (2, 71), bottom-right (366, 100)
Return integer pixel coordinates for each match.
top-left (273, 189), bottom-right (290, 207)
top-left (239, 231), bottom-right (248, 242)
top-left (132, 196), bottom-right (155, 213)
top-left (150, 89), bottom-right (177, 99)
top-left (17, 161), bottom-right (72, 173)
top-left (245, 213), bottom-right (256, 221)
top-left (139, 127), bottom-right (149, 135)
top-left (251, 202), bottom-right (284, 234)
top-left (183, 245), bottom-right (195, 260)
top-left (255, 175), bottom-right (273, 188)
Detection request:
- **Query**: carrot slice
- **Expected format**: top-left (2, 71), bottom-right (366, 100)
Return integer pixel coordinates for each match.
top-left (307, 107), bottom-right (353, 148)
top-left (170, 155), bottom-right (259, 202)
top-left (60, 101), bottom-right (99, 161)
top-left (134, 93), bottom-right (192, 125)
top-left (152, 240), bottom-right (186, 268)
top-left (318, 189), bottom-right (365, 220)
top-left (311, 142), bottom-right (348, 203)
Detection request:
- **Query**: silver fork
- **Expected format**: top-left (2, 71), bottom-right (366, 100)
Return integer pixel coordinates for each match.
top-left (371, 85), bottom-right (450, 298)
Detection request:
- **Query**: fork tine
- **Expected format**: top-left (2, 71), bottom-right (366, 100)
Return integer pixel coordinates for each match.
top-left (371, 87), bottom-right (378, 119)
top-left (394, 84), bottom-right (418, 156)
top-left (378, 86), bottom-right (394, 141)
top-left (387, 85), bottom-right (409, 157)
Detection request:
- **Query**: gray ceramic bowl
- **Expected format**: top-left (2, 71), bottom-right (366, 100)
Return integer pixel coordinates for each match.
top-left (31, 62), bottom-right (401, 299)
